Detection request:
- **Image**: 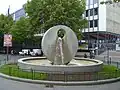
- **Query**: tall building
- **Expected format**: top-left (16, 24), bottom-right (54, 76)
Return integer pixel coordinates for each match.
top-left (11, 8), bottom-right (26, 21)
top-left (11, 0), bottom-right (120, 53)
top-left (83, 0), bottom-right (120, 54)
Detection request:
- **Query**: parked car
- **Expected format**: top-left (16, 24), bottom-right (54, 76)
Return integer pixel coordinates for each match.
top-left (30, 49), bottom-right (43, 56)
top-left (11, 50), bottom-right (18, 55)
top-left (19, 49), bottom-right (30, 55)
top-left (0, 50), bottom-right (6, 54)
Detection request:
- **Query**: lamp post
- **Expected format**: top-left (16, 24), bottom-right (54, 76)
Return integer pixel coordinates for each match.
top-left (106, 42), bottom-right (110, 64)
top-left (6, 6), bottom-right (10, 61)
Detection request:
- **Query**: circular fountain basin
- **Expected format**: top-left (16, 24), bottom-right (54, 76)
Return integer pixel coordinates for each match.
top-left (18, 57), bottom-right (103, 73)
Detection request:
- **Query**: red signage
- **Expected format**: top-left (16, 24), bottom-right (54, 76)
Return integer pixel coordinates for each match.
top-left (3, 34), bottom-right (12, 47)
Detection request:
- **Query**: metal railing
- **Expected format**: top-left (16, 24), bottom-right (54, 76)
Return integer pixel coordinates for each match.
top-left (103, 56), bottom-right (120, 69)
top-left (0, 59), bottom-right (120, 82)
top-left (0, 66), bottom-right (120, 81)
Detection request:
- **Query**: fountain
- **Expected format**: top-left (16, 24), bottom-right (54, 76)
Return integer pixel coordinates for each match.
top-left (18, 25), bottom-right (103, 81)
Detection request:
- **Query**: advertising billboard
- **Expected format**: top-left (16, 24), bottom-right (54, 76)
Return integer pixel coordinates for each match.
top-left (3, 34), bottom-right (12, 47)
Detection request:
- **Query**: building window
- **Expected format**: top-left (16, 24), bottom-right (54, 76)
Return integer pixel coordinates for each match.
top-left (93, 0), bottom-right (98, 4)
top-left (86, 0), bottom-right (89, 5)
top-left (86, 10), bottom-right (89, 17)
top-left (94, 8), bottom-right (98, 15)
top-left (118, 44), bottom-right (120, 47)
top-left (90, 20), bottom-right (93, 28)
top-left (90, 9), bottom-right (93, 16)
top-left (94, 19), bottom-right (98, 27)
top-left (90, 0), bottom-right (93, 5)
top-left (86, 0), bottom-right (98, 5)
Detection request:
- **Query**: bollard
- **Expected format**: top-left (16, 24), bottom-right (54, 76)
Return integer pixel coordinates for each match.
top-left (104, 56), bottom-right (105, 63)
top-left (64, 73), bottom-right (66, 82)
top-left (31, 68), bottom-right (34, 80)
top-left (4, 59), bottom-right (6, 64)
top-left (117, 62), bottom-right (119, 68)
top-left (17, 67), bottom-right (19, 77)
top-left (9, 67), bottom-right (12, 76)
top-left (115, 69), bottom-right (118, 78)
top-left (109, 57), bottom-right (111, 64)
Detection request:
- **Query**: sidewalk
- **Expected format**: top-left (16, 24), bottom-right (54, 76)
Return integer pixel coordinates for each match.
top-left (95, 51), bottom-right (120, 62)
top-left (100, 51), bottom-right (120, 56)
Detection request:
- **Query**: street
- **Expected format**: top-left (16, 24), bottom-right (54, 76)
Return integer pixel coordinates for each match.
top-left (0, 76), bottom-right (120, 90)
top-left (0, 51), bottom-right (120, 90)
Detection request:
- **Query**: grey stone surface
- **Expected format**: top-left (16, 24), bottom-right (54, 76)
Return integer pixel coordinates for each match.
top-left (0, 76), bottom-right (44, 90)
top-left (0, 53), bottom-right (120, 90)
top-left (0, 73), bottom-right (120, 86)
top-left (41, 25), bottom-right (78, 64)
top-left (0, 72), bottom-right (120, 90)
top-left (18, 57), bottom-right (103, 73)
top-left (0, 72), bottom-right (120, 86)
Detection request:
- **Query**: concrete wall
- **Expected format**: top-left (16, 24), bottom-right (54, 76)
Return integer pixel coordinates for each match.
top-left (106, 4), bottom-right (120, 34)
top-left (84, 0), bottom-right (120, 34)
top-left (18, 57), bottom-right (103, 73)
top-left (99, 0), bottom-right (106, 31)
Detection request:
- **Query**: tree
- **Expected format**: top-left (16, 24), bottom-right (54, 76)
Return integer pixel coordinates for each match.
top-left (100, 0), bottom-right (120, 4)
top-left (24, 0), bottom-right (87, 39)
top-left (0, 14), bottom-right (14, 34)
top-left (10, 17), bottom-right (32, 43)
top-left (0, 14), bottom-right (14, 48)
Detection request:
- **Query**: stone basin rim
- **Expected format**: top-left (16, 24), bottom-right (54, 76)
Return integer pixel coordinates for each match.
top-left (18, 57), bottom-right (103, 67)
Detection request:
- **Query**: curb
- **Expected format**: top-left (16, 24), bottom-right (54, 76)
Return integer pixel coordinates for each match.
top-left (0, 73), bottom-right (120, 86)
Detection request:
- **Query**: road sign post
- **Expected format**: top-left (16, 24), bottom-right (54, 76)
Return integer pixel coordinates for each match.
top-left (3, 34), bottom-right (12, 61)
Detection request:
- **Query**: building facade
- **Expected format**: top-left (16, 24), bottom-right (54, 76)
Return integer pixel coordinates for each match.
top-left (11, 8), bottom-right (26, 21)
top-left (83, 0), bottom-right (120, 54)
top-left (11, 0), bottom-right (120, 53)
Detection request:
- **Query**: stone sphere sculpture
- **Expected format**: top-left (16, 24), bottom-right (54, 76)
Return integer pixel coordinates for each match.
top-left (41, 25), bottom-right (78, 65)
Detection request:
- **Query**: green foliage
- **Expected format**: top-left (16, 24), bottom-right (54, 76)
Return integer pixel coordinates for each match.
top-left (0, 64), bottom-right (120, 80)
top-left (101, 65), bottom-right (119, 72)
top-left (0, 64), bottom-right (47, 80)
top-left (98, 65), bottom-right (120, 79)
top-left (100, 0), bottom-right (120, 4)
top-left (0, 14), bottom-right (14, 34)
top-left (25, 0), bottom-right (87, 39)
top-left (113, 0), bottom-right (120, 2)
top-left (10, 17), bottom-right (33, 43)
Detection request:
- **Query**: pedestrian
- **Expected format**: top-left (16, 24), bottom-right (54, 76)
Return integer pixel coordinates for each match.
top-left (84, 53), bottom-right (87, 58)
top-left (90, 50), bottom-right (95, 59)
top-left (11, 50), bottom-right (14, 55)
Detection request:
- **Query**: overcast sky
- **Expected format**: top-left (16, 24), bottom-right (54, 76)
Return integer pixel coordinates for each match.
top-left (0, 0), bottom-right (28, 15)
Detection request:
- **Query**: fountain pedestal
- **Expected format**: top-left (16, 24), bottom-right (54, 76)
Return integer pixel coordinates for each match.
top-left (18, 25), bottom-right (103, 81)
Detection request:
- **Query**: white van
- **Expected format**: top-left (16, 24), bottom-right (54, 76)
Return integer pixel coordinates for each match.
top-left (30, 49), bottom-right (43, 56)
top-left (19, 49), bottom-right (30, 55)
